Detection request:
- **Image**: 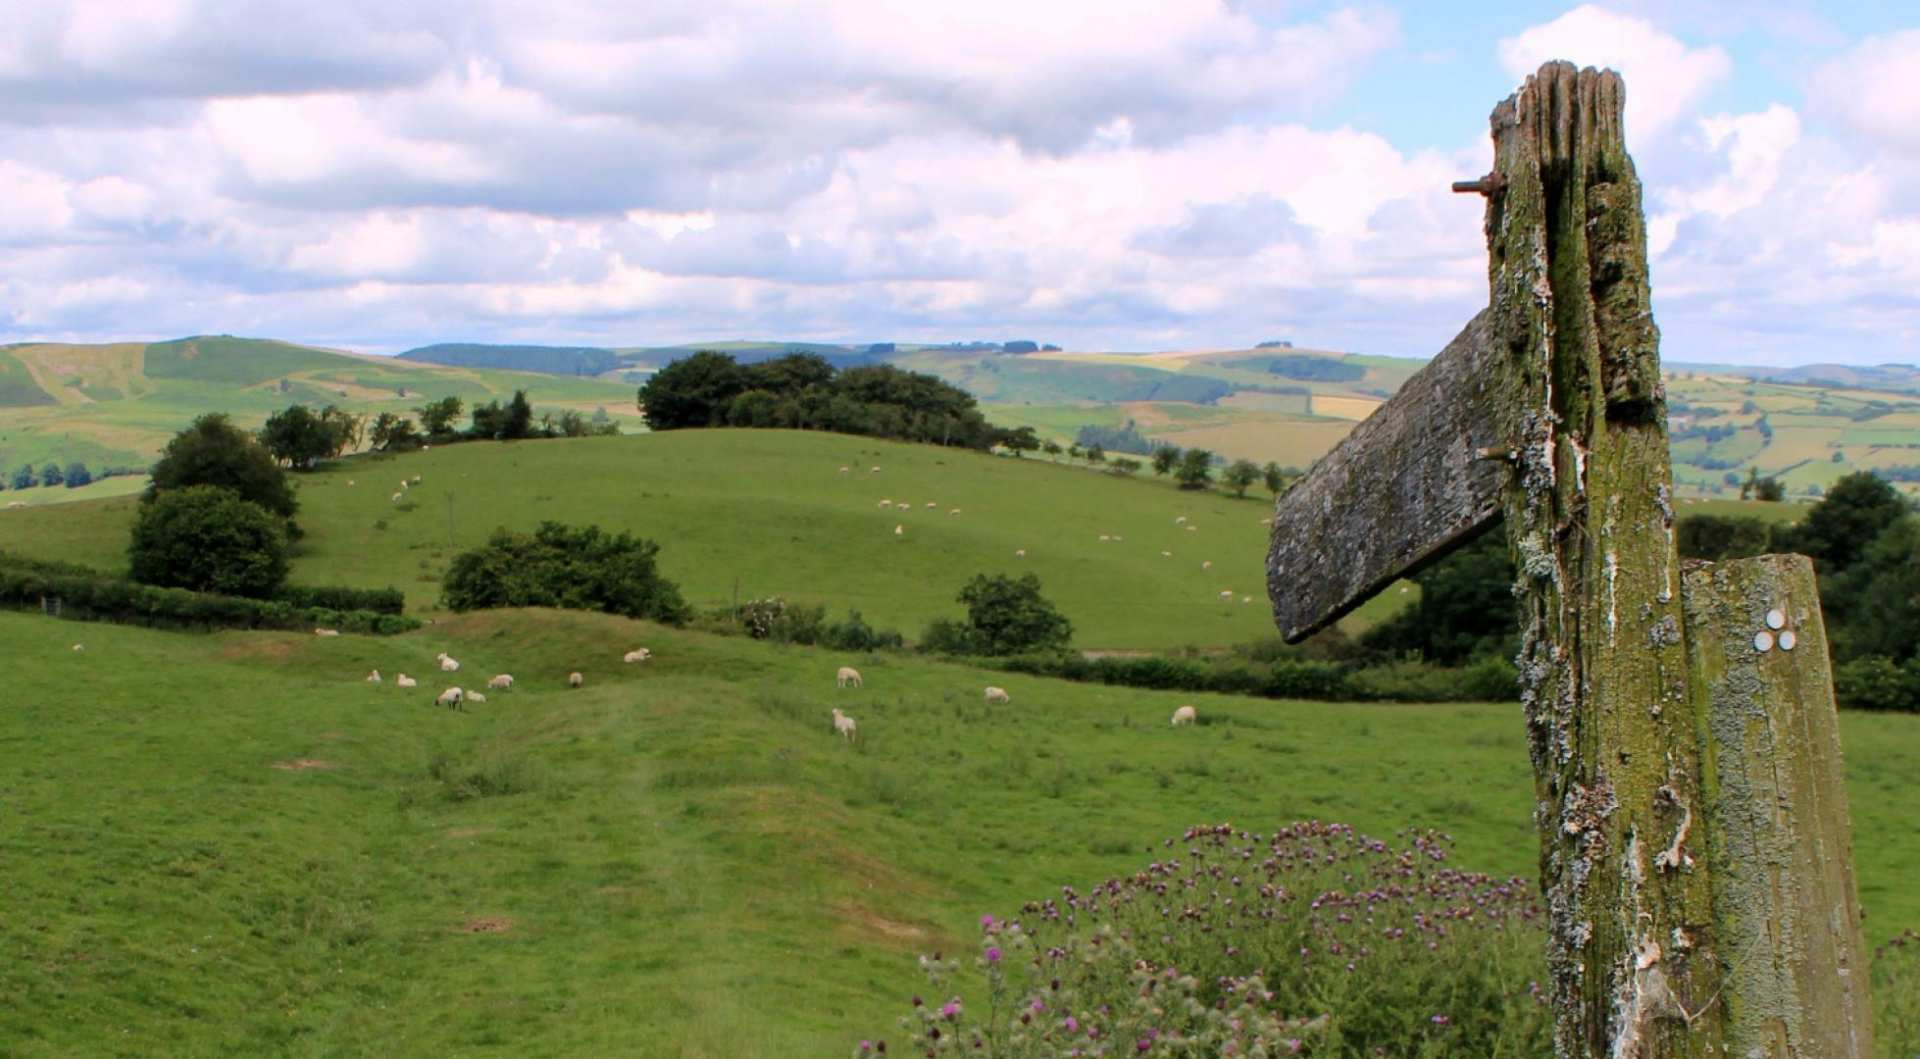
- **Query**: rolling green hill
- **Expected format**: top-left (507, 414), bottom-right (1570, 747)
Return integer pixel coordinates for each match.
top-left (0, 337), bottom-right (646, 485)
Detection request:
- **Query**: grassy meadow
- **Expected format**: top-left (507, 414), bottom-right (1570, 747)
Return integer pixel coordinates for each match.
top-left (0, 430), bottom-right (1355, 651)
top-left (6, 605), bottom-right (1918, 1056)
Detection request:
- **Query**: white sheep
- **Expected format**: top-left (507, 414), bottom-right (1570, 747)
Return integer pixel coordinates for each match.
top-left (400, 479), bottom-right (409, 490)
top-left (1161, 550), bottom-right (1172, 558)
top-left (949, 509), bottom-right (960, 516)
top-left (839, 465), bottom-right (850, 474)
top-left (466, 690), bottom-right (488, 704)
top-left (436, 686), bottom-right (465, 709)
top-left (1175, 516), bottom-right (1187, 525)
top-left (1112, 535), bottom-right (1123, 542)
top-left (1219, 590), bottom-right (1234, 601)
top-left (391, 492), bottom-right (403, 502)
top-left (314, 628), bottom-right (340, 637)
top-left (487, 674), bottom-right (514, 690)
top-left (367, 669), bottom-right (382, 684)
top-left (568, 671), bottom-right (584, 688)
top-left (1099, 534), bottom-right (1111, 542)
top-left (879, 499), bottom-right (891, 508)
top-left (71, 643), bottom-right (84, 652)
top-left (397, 674), bottom-right (418, 688)
top-left (925, 502), bottom-right (937, 509)
top-left (1201, 560), bottom-right (1212, 570)
top-left (837, 666), bottom-right (863, 688)
top-left (410, 475), bottom-right (421, 485)
top-left (440, 656), bottom-right (460, 672)
top-left (1171, 704), bottom-right (1198, 726)
top-left (870, 466), bottom-right (881, 473)
top-left (1015, 548), bottom-right (1026, 559)
top-left (623, 648), bottom-right (652, 663)
top-left (832, 707), bottom-right (857, 741)
top-left (894, 524), bottom-right (904, 536)
top-left (347, 479), bottom-right (355, 486)
top-left (1185, 525), bottom-right (1197, 532)
top-left (984, 686), bottom-right (1010, 704)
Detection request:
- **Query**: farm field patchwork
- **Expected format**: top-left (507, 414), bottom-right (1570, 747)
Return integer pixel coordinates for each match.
top-left (5, 608), bottom-right (1916, 1056)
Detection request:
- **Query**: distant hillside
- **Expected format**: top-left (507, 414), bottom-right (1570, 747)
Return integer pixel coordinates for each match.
top-left (0, 336), bottom-right (643, 486)
top-left (626, 342), bottom-right (877, 371)
top-left (396, 343), bottom-right (620, 376)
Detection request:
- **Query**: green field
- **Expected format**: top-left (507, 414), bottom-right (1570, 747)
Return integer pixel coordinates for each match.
top-left (0, 431), bottom-right (1325, 651)
top-left (5, 604), bottom-right (1916, 1056)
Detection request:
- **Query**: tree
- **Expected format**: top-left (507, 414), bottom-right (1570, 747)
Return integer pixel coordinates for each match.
top-left (637, 351), bottom-right (750, 429)
top-left (1738, 466), bottom-right (1783, 502)
top-left (128, 485), bottom-right (288, 598)
top-left (999, 426), bottom-right (1041, 457)
top-left (1085, 444), bottom-right (1106, 465)
top-left (1151, 445), bottom-right (1181, 477)
top-left (415, 396), bottom-right (465, 438)
top-left (40, 463), bottom-right (63, 487)
top-left (502, 389), bottom-right (534, 440)
top-left (469, 400), bottom-right (505, 439)
top-left (319, 405), bottom-right (364, 455)
top-left (1823, 515), bottom-right (1920, 664)
top-left (1361, 532), bottom-right (1518, 665)
top-left (1778, 470), bottom-right (1909, 576)
top-left (1042, 440), bottom-right (1063, 461)
top-left (954, 572), bottom-right (1072, 655)
top-left (1224, 459), bottom-right (1261, 498)
top-left (259, 404), bottom-right (336, 468)
top-left (1263, 462), bottom-right (1287, 497)
top-left (63, 461), bottom-right (92, 489)
top-left (147, 413), bottom-right (297, 522)
top-left (1676, 514), bottom-right (1773, 561)
top-left (1109, 457), bottom-right (1141, 476)
top-left (370, 412), bottom-right (420, 451)
top-left (10, 466), bottom-right (32, 490)
top-left (1175, 448), bottom-right (1213, 489)
top-left (440, 521), bottom-right (688, 623)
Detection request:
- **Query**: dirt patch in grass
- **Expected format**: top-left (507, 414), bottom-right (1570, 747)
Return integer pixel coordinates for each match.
top-left (445, 827), bottom-right (488, 839)
top-left (460, 916), bottom-right (515, 934)
top-left (217, 637), bottom-right (297, 662)
top-left (270, 758), bottom-right (336, 771)
top-left (837, 903), bottom-right (926, 942)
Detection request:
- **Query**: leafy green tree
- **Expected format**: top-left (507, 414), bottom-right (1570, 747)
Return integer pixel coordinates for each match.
top-left (1085, 444), bottom-right (1106, 465)
top-left (502, 389), bottom-right (535, 440)
top-left (1175, 448), bottom-right (1214, 489)
top-left (40, 463), bottom-right (63, 487)
top-left (727, 389), bottom-right (782, 427)
top-left (1151, 445), bottom-right (1181, 477)
top-left (1361, 532), bottom-right (1517, 665)
top-left (638, 351), bottom-right (750, 429)
top-left (147, 413), bottom-right (297, 522)
top-left (1739, 466), bottom-right (1784, 502)
top-left (259, 404), bottom-right (337, 468)
top-left (440, 521), bottom-right (688, 623)
top-left (63, 461), bottom-right (92, 488)
top-left (10, 466), bottom-right (33, 490)
top-left (1824, 516), bottom-right (1920, 664)
top-left (128, 485), bottom-right (288, 598)
top-left (1110, 457), bottom-right (1141, 476)
top-left (1778, 471), bottom-right (1909, 576)
top-left (1224, 459), bottom-right (1261, 498)
top-left (1263, 462), bottom-right (1287, 497)
top-left (370, 412), bottom-right (420, 451)
top-left (469, 400), bottom-right (505, 438)
top-left (319, 405), bottom-right (364, 454)
top-left (415, 396), bottom-right (465, 438)
top-left (1676, 514), bottom-right (1774, 561)
top-left (1042, 440), bottom-right (1063, 461)
top-left (954, 572), bottom-right (1073, 656)
top-left (1000, 426), bottom-right (1041, 457)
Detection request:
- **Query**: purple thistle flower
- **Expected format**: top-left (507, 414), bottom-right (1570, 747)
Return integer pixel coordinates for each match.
top-left (986, 947), bottom-right (1002, 963)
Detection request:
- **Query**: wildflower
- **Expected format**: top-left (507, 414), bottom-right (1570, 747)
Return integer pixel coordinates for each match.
top-left (1065, 1016), bottom-right (1079, 1032)
top-left (986, 947), bottom-right (1002, 963)
top-left (981, 914), bottom-right (995, 929)
top-left (941, 999), bottom-right (962, 1020)
top-left (1431, 1014), bottom-right (1450, 1026)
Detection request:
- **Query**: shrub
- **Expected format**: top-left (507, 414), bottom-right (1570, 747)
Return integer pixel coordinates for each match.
top-left (147, 413), bottom-right (297, 521)
top-left (738, 596), bottom-right (789, 639)
top-left (274, 584), bottom-right (407, 615)
top-left (919, 617), bottom-right (976, 656)
top-left (440, 521), bottom-right (687, 623)
top-left (867, 822), bottom-right (1548, 1057)
top-left (128, 485), bottom-right (289, 598)
top-left (823, 609), bottom-right (904, 651)
top-left (955, 573), bottom-right (1073, 656)
top-left (1833, 656), bottom-right (1920, 712)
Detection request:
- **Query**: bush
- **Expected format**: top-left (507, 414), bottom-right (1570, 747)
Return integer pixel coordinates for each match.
top-left (955, 573), bottom-right (1073, 656)
top-left (823, 609), bottom-right (904, 651)
top-left (128, 486), bottom-right (289, 598)
top-left (440, 521), bottom-right (688, 623)
top-left (1833, 656), bottom-right (1920, 712)
top-left (919, 617), bottom-right (977, 656)
top-left (867, 822), bottom-right (1548, 1057)
top-left (274, 584), bottom-right (407, 615)
top-left (147, 413), bottom-right (297, 521)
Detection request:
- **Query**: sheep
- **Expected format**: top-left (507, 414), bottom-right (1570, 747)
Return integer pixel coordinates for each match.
top-left (1219, 590), bottom-right (1234, 601)
top-left (397, 674), bottom-right (418, 688)
top-left (949, 508), bottom-right (961, 516)
top-left (440, 656), bottom-right (460, 672)
top-left (1015, 548), bottom-right (1026, 559)
top-left (410, 475), bottom-right (421, 485)
top-left (1099, 534), bottom-right (1111, 542)
top-left (879, 499), bottom-right (891, 508)
top-left (925, 502), bottom-right (937, 509)
top-left (623, 648), bottom-right (652, 663)
top-left (1161, 550), bottom-right (1172, 558)
top-left (568, 671), bottom-right (584, 688)
top-left (1175, 516), bottom-right (1187, 525)
top-left (314, 628), bottom-right (340, 637)
top-left (837, 666), bottom-right (863, 689)
top-left (71, 643), bottom-right (84, 652)
top-left (831, 707), bottom-right (857, 741)
top-left (1201, 560), bottom-right (1212, 570)
top-left (894, 524), bottom-right (904, 536)
top-left (870, 466), bottom-right (881, 473)
top-left (400, 479), bottom-right (409, 490)
top-left (1171, 704), bottom-right (1198, 726)
top-left (391, 492), bottom-right (403, 502)
top-left (436, 686), bottom-right (465, 709)
top-left (466, 690), bottom-right (488, 704)
top-left (1185, 525), bottom-right (1197, 532)
top-left (984, 686), bottom-right (1010, 704)
top-left (1112, 535), bottom-right (1123, 542)
top-left (487, 674), bottom-right (514, 691)
top-left (347, 479), bottom-right (355, 486)
top-left (367, 669), bottom-right (382, 684)
top-left (839, 465), bottom-right (850, 474)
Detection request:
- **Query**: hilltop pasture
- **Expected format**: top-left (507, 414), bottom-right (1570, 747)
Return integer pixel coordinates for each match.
top-left (0, 430), bottom-right (1335, 651)
top-left (4, 607), bottom-right (1917, 1056)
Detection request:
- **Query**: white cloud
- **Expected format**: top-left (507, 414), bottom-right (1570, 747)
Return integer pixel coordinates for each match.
top-left (1809, 30), bottom-right (1920, 157)
top-left (1498, 5), bottom-right (1731, 142)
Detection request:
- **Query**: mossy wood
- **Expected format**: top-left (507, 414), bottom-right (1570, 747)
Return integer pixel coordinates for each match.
top-left (1264, 60), bottom-right (1871, 1057)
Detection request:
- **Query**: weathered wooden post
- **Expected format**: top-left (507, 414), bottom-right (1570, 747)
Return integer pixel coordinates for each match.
top-left (1265, 61), bottom-right (1871, 1057)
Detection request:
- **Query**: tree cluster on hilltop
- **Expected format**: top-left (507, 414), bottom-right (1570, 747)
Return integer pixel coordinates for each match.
top-left (636, 351), bottom-right (1004, 450)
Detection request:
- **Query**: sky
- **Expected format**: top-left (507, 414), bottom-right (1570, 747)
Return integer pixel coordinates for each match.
top-left (0, 1), bottom-right (1916, 365)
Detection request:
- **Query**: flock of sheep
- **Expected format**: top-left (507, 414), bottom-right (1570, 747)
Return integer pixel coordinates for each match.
top-left (355, 643), bottom-right (651, 709)
top-left (826, 665), bottom-right (1198, 740)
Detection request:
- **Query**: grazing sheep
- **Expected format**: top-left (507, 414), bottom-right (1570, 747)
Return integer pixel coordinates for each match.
top-left (1171, 704), bottom-right (1198, 726)
top-left (400, 480), bottom-right (409, 489)
top-left (623, 648), bottom-right (652, 663)
top-left (466, 690), bottom-right (488, 704)
top-left (71, 643), bottom-right (84, 652)
top-left (870, 466), bottom-right (881, 473)
top-left (397, 674), bottom-right (418, 688)
top-left (347, 479), bottom-right (355, 486)
top-left (1112, 535), bottom-right (1123, 542)
top-left (487, 674), bottom-right (514, 690)
top-left (314, 628), bottom-right (340, 637)
top-left (1161, 550), bottom-right (1172, 558)
top-left (568, 671), bottom-right (584, 688)
top-left (440, 656), bottom-right (460, 672)
top-left (879, 499), bottom-right (891, 508)
top-left (949, 508), bottom-right (960, 516)
top-left (1015, 548), bottom-right (1026, 559)
top-left (894, 524), bottom-right (904, 536)
top-left (984, 686), bottom-right (1010, 705)
top-left (1219, 590), bottom-right (1234, 601)
top-left (1201, 560), bottom-right (1212, 570)
top-left (367, 669), bottom-right (382, 684)
top-left (391, 492), bottom-right (403, 502)
top-left (411, 475), bottom-right (421, 485)
top-left (6, 501), bottom-right (25, 509)
top-left (925, 501), bottom-right (937, 508)
top-left (832, 708), bottom-right (857, 741)
top-left (436, 686), bottom-right (465, 709)
top-left (1099, 534), bottom-right (1111, 542)
top-left (1175, 516), bottom-right (1187, 525)
top-left (837, 666), bottom-right (863, 689)
top-left (839, 465), bottom-right (850, 473)
top-left (1185, 525), bottom-right (1197, 532)
top-left (1242, 596), bottom-right (1252, 604)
